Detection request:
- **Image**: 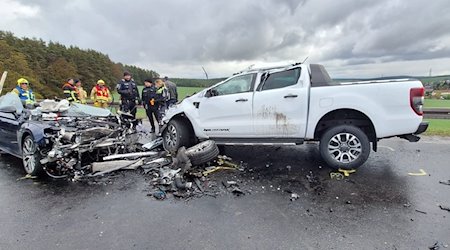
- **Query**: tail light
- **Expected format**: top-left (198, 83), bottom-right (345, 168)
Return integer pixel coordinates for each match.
top-left (410, 87), bottom-right (424, 116)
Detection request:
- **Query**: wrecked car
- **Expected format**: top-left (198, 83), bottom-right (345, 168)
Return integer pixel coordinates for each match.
top-left (162, 62), bottom-right (428, 169)
top-left (0, 93), bottom-right (143, 178)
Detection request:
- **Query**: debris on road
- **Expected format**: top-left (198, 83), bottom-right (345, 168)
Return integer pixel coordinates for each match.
top-left (439, 180), bottom-right (450, 186)
top-left (429, 241), bottom-right (448, 250)
top-left (330, 172), bottom-right (345, 180)
top-left (290, 193), bottom-right (300, 201)
top-left (142, 137), bottom-right (163, 151)
top-left (338, 168), bottom-right (356, 177)
top-left (16, 174), bottom-right (38, 181)
top-left (438, 205), bottom-right (450, 212)
top-left (415, 209), bottom-right (427, 214)
top-left (408, 169), bottom-right (428, 176)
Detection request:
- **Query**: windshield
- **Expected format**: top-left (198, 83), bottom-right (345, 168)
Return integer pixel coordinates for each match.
top-left (0, 93), bottom-right (24, 114)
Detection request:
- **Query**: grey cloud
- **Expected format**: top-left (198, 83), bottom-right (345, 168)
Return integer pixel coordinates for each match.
top-left (3, 0), bottom-right (450, 77)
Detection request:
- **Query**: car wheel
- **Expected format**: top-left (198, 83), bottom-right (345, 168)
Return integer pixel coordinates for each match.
top-left (22, 135), bottom-right (43, 176)
top-left (162, 119), bottom-right (194, 152)
top-left (186, 140), bottom-right (220, 165)
top-left (319, 125), bottom-right (370, 170)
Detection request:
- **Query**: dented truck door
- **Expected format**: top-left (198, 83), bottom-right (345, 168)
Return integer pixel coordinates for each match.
top-left (252, 66), bottom-right (308, 138)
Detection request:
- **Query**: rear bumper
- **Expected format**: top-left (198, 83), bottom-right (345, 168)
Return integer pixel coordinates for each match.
top-left (414, 121), bottom-right (429, 135)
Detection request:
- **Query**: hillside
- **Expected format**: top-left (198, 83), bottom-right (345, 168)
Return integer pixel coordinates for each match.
top-left (0, 31), bottom-right (159, 98)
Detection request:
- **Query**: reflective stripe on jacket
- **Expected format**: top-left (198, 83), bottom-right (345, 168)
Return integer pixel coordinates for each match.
top-left (90, 85), bottom-right (112, 103)
top-left (63, 83), bottom-right (79, 102)
top-left (13, 86), bottom-right (35, 104)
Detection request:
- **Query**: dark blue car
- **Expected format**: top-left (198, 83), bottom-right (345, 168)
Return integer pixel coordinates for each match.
top-left (0, 93), bottom-right (131, 178)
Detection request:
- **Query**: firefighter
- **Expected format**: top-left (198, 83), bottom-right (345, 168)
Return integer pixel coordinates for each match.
top-left (90, 79), bottom-right (112, 108)
top-left (117, 71), bottom-right (141, 118)
top-left (141, 79), bottom-right (158, 133)
top-left (75, 79), bottom-right (87, 104)
top-left (11, 78), bottom-right (36, 107)
top-left (62, 78), bottom-right (79, 103)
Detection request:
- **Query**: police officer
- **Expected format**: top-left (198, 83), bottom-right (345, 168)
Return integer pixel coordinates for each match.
top-left (163, 76), bottom-right (178, 108)
top-left (117, 71), bottom-right (141, 118)
top-left (141, 79), bottom-right (159, 133)
top-left (11, 78), bottom-right (36, 107)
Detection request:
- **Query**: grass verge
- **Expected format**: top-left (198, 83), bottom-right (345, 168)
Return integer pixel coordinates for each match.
top-left (424, 119), bottom-right (450, 136)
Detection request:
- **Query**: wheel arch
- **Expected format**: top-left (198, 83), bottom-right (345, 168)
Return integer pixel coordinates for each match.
top-left (313, 108), bottom-right (377, 151)
top-left (165, 113), bottom-right (198, 144)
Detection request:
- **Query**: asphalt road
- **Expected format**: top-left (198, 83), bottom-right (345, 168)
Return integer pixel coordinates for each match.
top-left (0, 136), bottom-right (449, 250)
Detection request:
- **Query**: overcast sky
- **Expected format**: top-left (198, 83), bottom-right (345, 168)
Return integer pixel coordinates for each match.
top-left (1, 0), bottom-right (450, 78)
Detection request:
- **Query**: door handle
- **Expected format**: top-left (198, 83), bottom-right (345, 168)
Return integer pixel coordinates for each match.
top-left (284, 94), bottom-right (298, 98)
top-left (235, 98), bottom-right (248, 102)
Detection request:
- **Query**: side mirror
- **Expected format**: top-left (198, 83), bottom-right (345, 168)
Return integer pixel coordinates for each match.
top-left (205, 89), bottom-right (212, 98)
top-left (205, 89), bottom-right (219, 98)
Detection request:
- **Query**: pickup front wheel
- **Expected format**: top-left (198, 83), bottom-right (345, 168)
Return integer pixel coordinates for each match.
top-left (319, 125), bottom-right (370, 170)
top-left (162, 119), bottom-right (194, 153)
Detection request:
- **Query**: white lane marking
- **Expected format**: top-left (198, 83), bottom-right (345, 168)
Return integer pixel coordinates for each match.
top-left (378, 145), bottom-right (395, 151)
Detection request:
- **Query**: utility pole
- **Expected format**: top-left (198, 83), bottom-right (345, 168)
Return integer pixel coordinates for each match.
top-left (429, 68), bottom-right (432, 77)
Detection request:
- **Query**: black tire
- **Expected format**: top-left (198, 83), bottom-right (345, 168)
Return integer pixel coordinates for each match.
top-left (185, 140), bottom-right (220, 165)
top-left (21, 135), bottom-right (43, 176)
top-left (319, 125), bottom-right (370, 170)
top-left (162, 119), bottom-right (194, 153)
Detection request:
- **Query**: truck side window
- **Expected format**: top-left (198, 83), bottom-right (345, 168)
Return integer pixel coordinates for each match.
top-left (261, 68), bottom-right (301, 91)
top-left (211, 74), bottom-right (255, 96)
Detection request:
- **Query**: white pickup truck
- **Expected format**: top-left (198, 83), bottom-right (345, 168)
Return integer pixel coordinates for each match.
top-left (161, 63), bottom-right (428, 169)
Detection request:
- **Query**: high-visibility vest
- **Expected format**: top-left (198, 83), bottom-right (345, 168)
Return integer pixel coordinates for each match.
top-left (94, 85), bottom-right (110, 103)
top-left (13, 86), bottom-right (35, 104)
top-left (63, 83), bottom-right (79, 103)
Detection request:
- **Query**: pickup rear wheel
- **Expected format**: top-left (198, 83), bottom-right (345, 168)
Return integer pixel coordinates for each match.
top-left (22, 135), bottom-right (43, 176)
top-left (319, 125), bottom-right (370, 170)
top-left (162, 119), bottom-right (194, 153)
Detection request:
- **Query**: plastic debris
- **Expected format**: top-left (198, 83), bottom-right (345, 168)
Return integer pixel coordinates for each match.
top-left (338, 168), bottom-right (356, 177)
top-left (439, 180), bottom-right (450, 186)
top-left (330, 172), bottom-right (345, 180)
top-left (16, 174), bottom-right (38, 180)
top-left (438, 205), bottom-right (450, 212)
top-left (290, 193), bottom-right (299, 201)
top-left (415, 209), bottom-right (427, 214)
top-left (408, 169), bottom-right (427, 176)
top-left (142, 137), bottom-right (163, 151)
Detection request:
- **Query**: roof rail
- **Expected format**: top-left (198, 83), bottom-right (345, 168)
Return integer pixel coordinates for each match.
top-left (235, 61), bottom-right (302, 75)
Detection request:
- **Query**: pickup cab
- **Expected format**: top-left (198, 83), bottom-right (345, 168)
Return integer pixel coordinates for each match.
top-left (161, 62), bottom-right (428, 169)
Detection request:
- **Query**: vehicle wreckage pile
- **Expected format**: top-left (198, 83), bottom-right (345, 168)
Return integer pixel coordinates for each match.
top-left (28, 99), bottom-right (246, 199)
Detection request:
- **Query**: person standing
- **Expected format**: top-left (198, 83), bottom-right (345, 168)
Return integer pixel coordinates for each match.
top-left (62, 78), bottom-right (79, 103)
top-left (163, 76), bottom-right (178, 107)
top-left (117, 71), bottom-right (141, 118)
top-left (141, 79), bottom-right (159, 133)
top-left (11, 78), bottom-right (36, 107)
top-left (75, 79), bottom-right (87, 104)
top-left (90, 79), bottom-right (112, 108)
top-left (155, 78), bottom-right (169, 123)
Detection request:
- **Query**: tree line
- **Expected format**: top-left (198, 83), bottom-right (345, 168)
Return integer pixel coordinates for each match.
top-left (0, 31), bottom-right (159, 98)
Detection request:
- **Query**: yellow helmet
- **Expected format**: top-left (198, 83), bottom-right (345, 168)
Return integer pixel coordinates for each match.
top-left (17, 78), bottom-right (29, 85)
top-left (97, 79), bottom-right (105, 85)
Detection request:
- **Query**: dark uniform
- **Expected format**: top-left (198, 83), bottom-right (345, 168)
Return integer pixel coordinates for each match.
top-left (141, 81), bottom-right (159, 132)
top-left (117, 78), bottom-right (141, 118)
top-left (63, 80), bottom-right (79, 103)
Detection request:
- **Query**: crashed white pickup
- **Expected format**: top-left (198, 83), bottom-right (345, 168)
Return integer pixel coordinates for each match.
top-left (162, 63), bottom-right (428, 169)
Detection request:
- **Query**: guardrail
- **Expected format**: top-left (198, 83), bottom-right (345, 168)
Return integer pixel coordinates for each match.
top-left (424, 108), bottom-right (450, 119)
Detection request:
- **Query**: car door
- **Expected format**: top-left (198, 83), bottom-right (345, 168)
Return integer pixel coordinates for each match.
top-left (252, 67), bottom-right (308, 138)
top-left (0, 111), bottom-right (20, 154)
top-left (198, 73), bottom-right (256, 138)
